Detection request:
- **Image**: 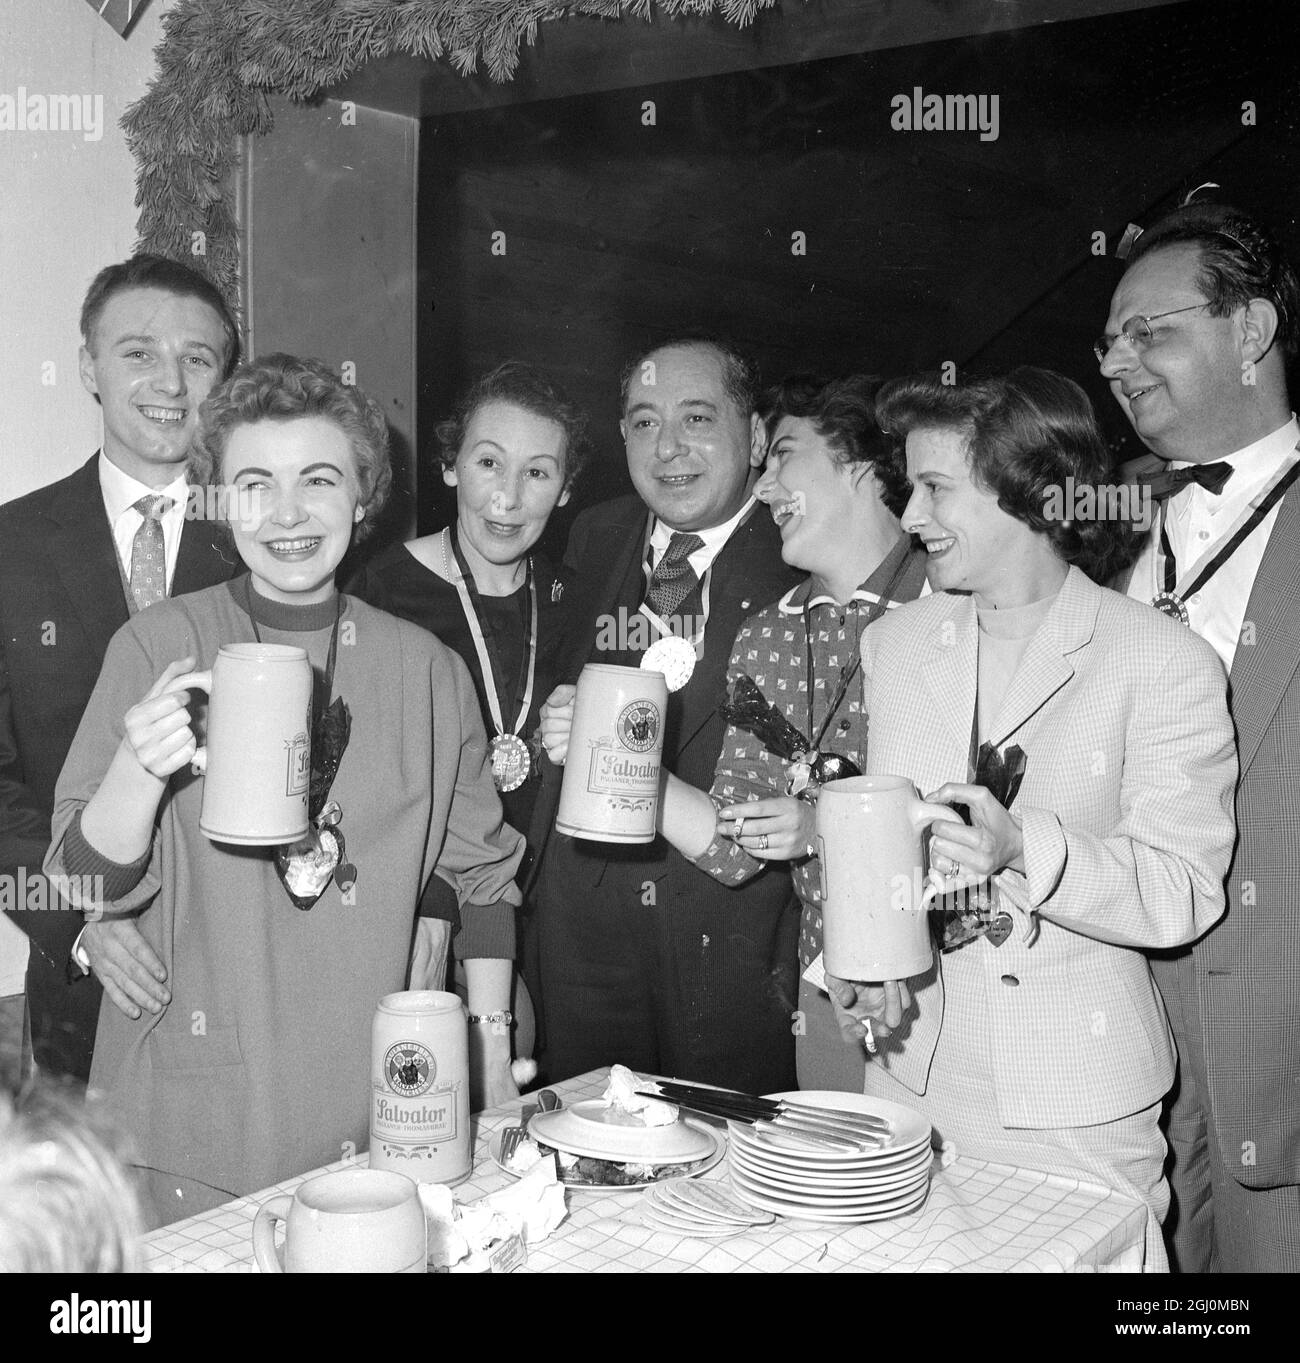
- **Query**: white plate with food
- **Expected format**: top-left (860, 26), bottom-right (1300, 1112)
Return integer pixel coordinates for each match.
top-left (488, 1124), bottom-right (725, 1192)
top-left (528, 1100), bottom-right (716, 1163)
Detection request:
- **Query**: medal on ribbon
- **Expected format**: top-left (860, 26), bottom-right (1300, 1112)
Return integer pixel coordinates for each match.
top-left (445, 527), bottom-right (538, 794)
top-left (1150, 590), bottom-right (1190, 626)
top-left (1150, 454), bottom-right (1300, 629)
top-left (489, 732), bottom-right (532, 793)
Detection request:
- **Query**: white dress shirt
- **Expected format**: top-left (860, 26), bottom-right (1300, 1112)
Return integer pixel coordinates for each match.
top-left (1126, 416), bottom-right (1300, 673)
top-left (642, 495), bottom-right (759, 645)
top-left (66, 457), bottom-right (191, 974)
top-left (647, 494), bottom-right (758, 581)
top-left (99, 454), bottom-right (190, 596)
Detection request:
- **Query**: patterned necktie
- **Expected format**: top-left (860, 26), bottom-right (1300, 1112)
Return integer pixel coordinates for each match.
top-left (646, 532), bottom-right (704, 620)
top-left (128, 494), bottom-right (174, 612)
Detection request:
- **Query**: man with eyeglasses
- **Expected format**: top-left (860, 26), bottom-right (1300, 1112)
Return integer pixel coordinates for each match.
top-left (1098, 199), bottom-right (1300, 1272)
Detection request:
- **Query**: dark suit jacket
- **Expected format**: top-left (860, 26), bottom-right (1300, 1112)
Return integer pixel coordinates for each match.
top-left (526, 495), bottom-right (803, 1091)
top-left (0, 454), bottom-right (237, 1080)
top-left (1201, 485), bottom-right (1300, 1189)
top-left (1117, 480), bottom-right (1300, 1190)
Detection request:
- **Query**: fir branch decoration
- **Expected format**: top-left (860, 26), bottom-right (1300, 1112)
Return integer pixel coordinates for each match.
top-left (124, 0), bottom-right (780, 320)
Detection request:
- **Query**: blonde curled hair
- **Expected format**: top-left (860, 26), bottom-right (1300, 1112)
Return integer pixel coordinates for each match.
top-left (0, 1086), bottom-right (146, 1272)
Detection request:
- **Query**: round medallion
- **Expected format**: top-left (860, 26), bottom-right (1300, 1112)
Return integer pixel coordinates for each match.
top-left (641, 634), bottom-right (697, 692)
top-left (1151, 591), bottom-right (1190, 626)
top-left (489, 732), bottom-right (532, 792)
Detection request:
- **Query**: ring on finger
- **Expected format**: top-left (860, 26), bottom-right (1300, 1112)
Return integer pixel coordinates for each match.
top-left (757, 832), bottom-right (769, 851)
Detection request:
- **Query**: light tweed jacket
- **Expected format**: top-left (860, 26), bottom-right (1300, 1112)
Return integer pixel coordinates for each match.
top-left (859, 566), bottom-right (1237, 1128)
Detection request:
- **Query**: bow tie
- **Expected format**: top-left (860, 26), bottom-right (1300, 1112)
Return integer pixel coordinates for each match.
top-left (1122, 455), bottom-right (1234, 500)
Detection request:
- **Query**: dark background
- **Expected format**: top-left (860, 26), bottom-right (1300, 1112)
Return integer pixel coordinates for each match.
top-left (414, 0), bottom-right (1300, 560)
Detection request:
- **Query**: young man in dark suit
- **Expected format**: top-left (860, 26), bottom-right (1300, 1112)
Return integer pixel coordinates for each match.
top-left (1, 255), bottom-right (240, 1085)
top-left (1099, 200), bottom-right (1300, 1271)
top-left (527, 338), bottom-right (801, 1093)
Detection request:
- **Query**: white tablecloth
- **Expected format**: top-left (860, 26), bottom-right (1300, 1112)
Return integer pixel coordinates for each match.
top-left (145, 1069), bottom-right (1146, 1272)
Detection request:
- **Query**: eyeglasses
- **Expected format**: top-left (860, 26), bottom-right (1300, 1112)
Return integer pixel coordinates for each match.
top-left (1093, 303), bottom-right (1212, 364)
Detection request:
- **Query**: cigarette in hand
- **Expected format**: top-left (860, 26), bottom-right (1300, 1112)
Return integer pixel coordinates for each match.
top-left (862, 1019), bottom-right (877, 1055)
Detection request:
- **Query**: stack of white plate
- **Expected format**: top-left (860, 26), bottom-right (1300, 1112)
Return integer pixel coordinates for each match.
top-left (726, 1091), bottom-right (933, 1223)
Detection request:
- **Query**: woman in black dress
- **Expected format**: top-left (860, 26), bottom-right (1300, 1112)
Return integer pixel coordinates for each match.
top-left (351, 362), bottom-right (588, 1062)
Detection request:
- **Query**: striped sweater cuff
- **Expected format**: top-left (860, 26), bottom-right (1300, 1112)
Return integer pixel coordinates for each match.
top-left (61, 812), bottom-right (152, 903)
top-left (451, 900), bottom-right (516, 962)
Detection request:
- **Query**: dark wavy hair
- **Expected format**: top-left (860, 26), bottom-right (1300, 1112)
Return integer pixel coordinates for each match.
top-left (762, 373), bottom-right (912, 517)
top-left (189, 354), bottom-right (392, 542)
top-left (435, 360), bottom-right (589, 492)
top-left (875, 366), bottom-right (1144, 584)
top-left (618, 332), bottom-right (760, 418)
top-left (80, 253), bottom-right (240, 376)
top-left (1127, 198), bottom-right (1300, 360)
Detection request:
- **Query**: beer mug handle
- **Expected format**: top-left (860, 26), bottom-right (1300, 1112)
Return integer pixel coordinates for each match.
top-left (166, 670), bottom-right (212, 774)
top-left (251, 1194), bottom-right (292, 1273)
top-left (912, 801), bottom-right (964, 911)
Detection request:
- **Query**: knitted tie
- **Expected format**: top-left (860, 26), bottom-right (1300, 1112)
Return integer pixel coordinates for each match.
top-left (646, 532), bottom-right (704, 620)
top-left (128, 494), bottom-right (173, 612)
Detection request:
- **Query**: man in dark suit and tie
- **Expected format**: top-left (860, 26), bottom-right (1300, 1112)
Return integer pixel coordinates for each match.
top-left (1, 254), bottom-right (240, 1085)
top-left (527, 337), bottom-right (801, 1093)
top-left (1098, 199), bottom-right (1300, 1271)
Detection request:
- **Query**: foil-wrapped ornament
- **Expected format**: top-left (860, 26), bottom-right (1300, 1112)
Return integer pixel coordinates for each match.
top-left (718, 674), bottom-right (860, 799)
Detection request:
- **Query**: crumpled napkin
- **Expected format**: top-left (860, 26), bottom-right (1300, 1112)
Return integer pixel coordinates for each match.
top-left (603, 1063), bottom-right (678, 1126)
top-left (418, 1157), bottom-right (567, 1272)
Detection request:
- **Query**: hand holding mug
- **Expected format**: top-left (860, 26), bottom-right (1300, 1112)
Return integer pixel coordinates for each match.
top-left (924, 782), bottom-right (1025, 886)
top-left (538, 684), bottom-right (576, 766)
top-left (122, 656), bottom-right (211, 780)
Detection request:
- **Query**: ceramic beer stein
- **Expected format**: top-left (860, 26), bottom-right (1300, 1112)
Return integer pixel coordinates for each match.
top-left (556, 663), bottom-right (667, 843)
top-left (816, 775), bottom-right (964, 980)
top-left (369, 990), bottom-right (471, 1186)
top-left (175, 643), bottom-right (313, 845)
top-left (252, 1167), bottom-right (426, 1273)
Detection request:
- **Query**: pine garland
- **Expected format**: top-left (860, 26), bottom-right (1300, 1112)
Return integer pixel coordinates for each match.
top-left (124, 0), bottom-right (781, 317)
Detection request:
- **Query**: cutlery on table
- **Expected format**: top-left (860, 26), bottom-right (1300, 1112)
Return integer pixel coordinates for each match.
top-left (637, 1085), bottom-right (892, 1152)
top-left (499, 1100), bottom-right (541, 1164)
top-left (653, 1082), bottom-right (892, 1132)
top-left (499, 1087), bottom-right (563, 1163)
